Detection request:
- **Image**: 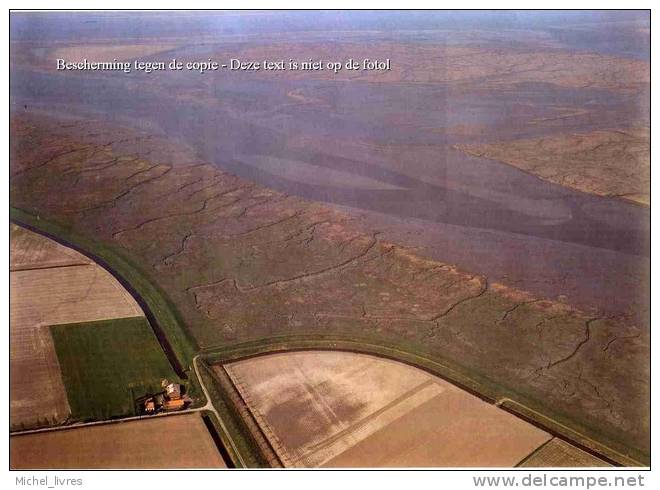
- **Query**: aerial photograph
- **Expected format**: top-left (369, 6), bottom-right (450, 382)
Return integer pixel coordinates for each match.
top-left (8, 10), bottom-right (650, 471)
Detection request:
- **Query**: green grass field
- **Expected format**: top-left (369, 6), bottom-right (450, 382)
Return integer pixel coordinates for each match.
top-left (51, 316), bottom-right (182, 421)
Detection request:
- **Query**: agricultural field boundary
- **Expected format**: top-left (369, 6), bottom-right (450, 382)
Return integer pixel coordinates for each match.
top-left (11, 408), bottom-right (197, 437)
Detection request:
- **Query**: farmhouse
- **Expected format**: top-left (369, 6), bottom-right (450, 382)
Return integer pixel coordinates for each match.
top-left (140, 381), bottom-right (188, 414)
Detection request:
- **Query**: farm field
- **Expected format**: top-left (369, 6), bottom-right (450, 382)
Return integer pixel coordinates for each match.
top-left (10, 225), bottom-right (145, 429)
top-left (223, 351), bottom-right (555, 467)
top-left (10, 413), bottom-right (227, 469)
top-left (51, 317), bottom-right (181, 421)
top-left (519, 438), bottom-right (611, 468)
top-left (10, 223), bottom-right (91, 270)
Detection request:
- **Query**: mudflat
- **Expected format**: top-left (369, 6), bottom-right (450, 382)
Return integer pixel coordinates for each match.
top-left (9, 114), bottom-right (649, 462)
top-left (456, 129), bottom-right (650, 206)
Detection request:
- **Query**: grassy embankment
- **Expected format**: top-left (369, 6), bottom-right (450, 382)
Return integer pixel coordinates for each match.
top-left (196, 360), bottom-right (272, 468)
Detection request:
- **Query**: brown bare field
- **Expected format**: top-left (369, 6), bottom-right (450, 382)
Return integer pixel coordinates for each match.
top-left (10, 226), bottom-right (143, 428)
top-left (11, 264), bottom-right (142, 325)
top-left (224, 351), bottom-right (552, 467)
top-left (455, 129), bottom-right (650, 206)
top-left (10, 223), bottom-right (91, 271)
top-left (10, 413), bottom-right (226, 469)
top-left (519, 438), bottom-right (611, 468)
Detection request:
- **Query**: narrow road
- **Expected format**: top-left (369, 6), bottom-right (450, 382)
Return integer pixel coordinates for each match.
top-left (193, 355), bottom-right (247, 467)
top-left (10, 407), bottom-right (203, 436)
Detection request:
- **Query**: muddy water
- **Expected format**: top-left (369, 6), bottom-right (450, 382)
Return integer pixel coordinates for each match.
top-left (10, 61), bottom-right (650, 321)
